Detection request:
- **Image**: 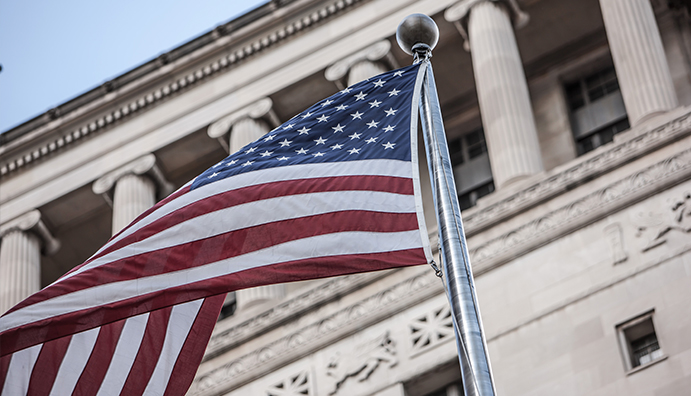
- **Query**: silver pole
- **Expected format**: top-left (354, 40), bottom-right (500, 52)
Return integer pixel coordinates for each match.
top-left (397, 14), bottom-right (497, 396)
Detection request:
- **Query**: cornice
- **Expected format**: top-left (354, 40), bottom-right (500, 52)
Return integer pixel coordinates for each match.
top-left (0, 0), bottom-right (367, 178)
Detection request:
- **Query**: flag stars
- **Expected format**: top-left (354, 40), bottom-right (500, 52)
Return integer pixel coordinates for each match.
top-left (382, 142), bottom-right (396, 149)
top-left (383, 125), bottom-right (395, 132)
top-left (367, 120), bottom-right (379, 129)
top-left (349, 132), bottom-right (362, 140)
top-left (348, 148), bottom-right (361, 155)
top-left (317, 115), bottom-right (329, 123)
top-left (298, 127), bottom-right (311, 135)
top-left (366, 137), bottom-right (378, 144)
top-left (295, 148), bottom-right (309, 154)
top-left (212, 162), bottom-right (222, 168)
top-left (354, 91), bottom-right (367, 101)
top-left (226, 159), bottom-right (238, 166)
top-left (330, 143), bottom-right (343, 150)
top-left (393, 70), bottom-right (404, 77)
top-left (321, 99), bottom-right (334, 107)
top-left (335, 104), bottom-right (348, 111)
top-left (314, 137), bottom-right (327, 145)
top-left (368, 100), bottom-right (382, 108)
top-left (388, 88), bottom-right (400, 97)
top-left (207, 172), bottom-right (219, 179)
top-left (279, 139), bottom-right (292, 147)
top-left (384, 108), bottom-right (397, 117)
top-left (277, 156), bottom-right (289, 161)
top-left (264, 134), bottom-right (276, 141)
top-left (340, 87), bottom-right (352, 94)
top-left (350, 111), bottom-right (363, 120)
top-left (332, 123), bottom-right (345, 133)
top-left (283, 123), bottom-right (295, 129)
top-left (245, 147), bottom-right (257, 154)
top-left (242, 160), bottom-right (255, 166)
top-left (312, 152), bottom-right (325, 157)
top-left (301, 112), bottom-right (313, 119)
top-left (373, 79), bottom-right (386, 87)
top-left (260, 150), bottom-right (273, 157)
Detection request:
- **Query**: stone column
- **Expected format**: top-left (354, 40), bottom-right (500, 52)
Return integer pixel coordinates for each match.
top-left (325, 40), bottom-right (397, 87)
top-left (93, 154), bottom-right (173, 235)
top-left (208, 98), bottom-right (285, 310)
top-left (0, 210), bottom-right (59, 313)
top-left (599, 0), bottom-right (678, 126)
top-left (446, 0), bottom-right (543, 189)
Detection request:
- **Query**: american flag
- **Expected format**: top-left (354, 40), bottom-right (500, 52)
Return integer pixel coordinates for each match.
top-left (0, 63), bottom-right (432, 395)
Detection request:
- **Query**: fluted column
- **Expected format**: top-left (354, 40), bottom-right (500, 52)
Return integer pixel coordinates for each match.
top-left (599, 0), bottom-right (678, 126)
top-left (0, 210), bottom-right (59, 314)
top-left (325, 40), bottom-right (397, 87)
top-left (208, 98), bottom-right (285, 310)
top-left (446, 0), bottom-right (543, 188)
top-left (93, 154), bottom-right (173, 235)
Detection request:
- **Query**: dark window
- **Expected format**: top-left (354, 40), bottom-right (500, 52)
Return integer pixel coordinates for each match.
top-left (217, 292), bottom-right (237, 321)
top-left (617, 312), bottom-right (664, 371)
top-left (448, 128), bottom-right (493, 210)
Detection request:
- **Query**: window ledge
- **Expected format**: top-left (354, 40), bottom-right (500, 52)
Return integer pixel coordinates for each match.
top-left (626, 355), bottom-right (667, 376)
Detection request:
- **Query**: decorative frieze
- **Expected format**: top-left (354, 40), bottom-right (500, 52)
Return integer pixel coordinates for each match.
top-left (266, 371), bottom-right (311, 396)
top-left (408, 305), bottom-right (453, 356)
top-left (635, 191), bottom-right (691, 252)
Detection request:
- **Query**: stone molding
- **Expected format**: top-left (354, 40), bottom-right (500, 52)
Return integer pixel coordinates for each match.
top-left (207, 98), bottom-right (280, 152)
top-left (191, 268), bottom-right (444, 396)
top-left (324, 40), bottom-right (397, 88)
top-left (0, 0), bottom-right (367, 178)
top-left (0, 210), bottom-right (60, 255)
top-left (445, 0), bottom-right (529, 51)
top-left (92, 154), bottom-right (174, 205)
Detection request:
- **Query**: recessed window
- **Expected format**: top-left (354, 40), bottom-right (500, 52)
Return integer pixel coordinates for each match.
top-left (422, 381), bottom-right (463, 396)
top-left (565, 66), bottom-right (629, 155)
top-left (217, 292), bottom-right (237, 321)
top-left (617, 311), bottom-right (664, 371)
top-left (448, 127), bottom-right (494, 211)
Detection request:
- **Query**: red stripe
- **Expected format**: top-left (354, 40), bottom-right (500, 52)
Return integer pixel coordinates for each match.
top-left (120, 306), bottom-right (173, 396)
top-left (163, 295), bottom-right (224, 396)
top-left (26, 336), bottom-right (72, 396)
top-left (0, 353), bottom-right (11, 394)
top-left (71, 319), bottom-right (126, 396)
top-left (9, 210), bottom-right (418, 313)
top-left (0, 248), bottom-right (426, 356)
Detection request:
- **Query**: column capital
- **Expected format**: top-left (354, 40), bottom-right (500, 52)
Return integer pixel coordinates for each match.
top-left (207, 98), bottom-right (279, 152)
top-left (445, 0), bottom-right (529, 50)
top-left (324, 40), bottom-right (398, 88)
top-left (92, 154), bottom-right (174, 204)
top-left (0, 210), bottom-right (60, 255)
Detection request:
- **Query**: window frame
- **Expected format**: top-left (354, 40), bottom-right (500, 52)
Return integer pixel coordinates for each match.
top-left (615, 310), bottom-right (666, 374)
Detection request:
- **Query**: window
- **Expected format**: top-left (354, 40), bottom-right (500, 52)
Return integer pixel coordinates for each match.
top-left (448, 128), bottom-right (494, 211)
top-left (422, 381), bottom-right (463, 396)
top-left (217, 292), bottom-right (237, 321)
top-left (617, 311), bottom-right (664, 372)
top-left (565, 66), bottom-right (629, 155)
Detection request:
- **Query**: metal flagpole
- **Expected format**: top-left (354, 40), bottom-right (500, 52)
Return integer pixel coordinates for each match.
top-left (397, 14), bottom-right (497, 396)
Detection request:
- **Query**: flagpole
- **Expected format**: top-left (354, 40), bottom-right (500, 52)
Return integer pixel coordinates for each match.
top-left (397, 14), bottom-right (497, 396)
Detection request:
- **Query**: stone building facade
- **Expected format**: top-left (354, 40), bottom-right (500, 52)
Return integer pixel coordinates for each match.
top-left (2, 0), bottom-right (691, 395)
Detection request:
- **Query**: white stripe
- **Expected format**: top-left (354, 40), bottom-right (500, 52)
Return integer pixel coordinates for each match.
top-left (142, 300), bottom-right (203, 396)
top-left (1, 344), bottom-right (42, 396)
top-left (90, 159), bottom-right (412, 259)
top-left (70, 189), bottom-right (416, 279)
top-left (49, 326), bottom-right (100, 396)
top-left (1, 229), bottom-right (423, 333)
top-left (95, 313), bottom-right (150, 396)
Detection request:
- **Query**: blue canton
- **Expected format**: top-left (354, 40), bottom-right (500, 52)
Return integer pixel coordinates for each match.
top-left (193, 63), bottom-right (420, 190)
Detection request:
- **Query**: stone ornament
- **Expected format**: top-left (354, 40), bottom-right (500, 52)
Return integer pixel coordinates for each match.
top-left (0, 210), bottom-right (60, 255)
top-left (326, 331), bottom-right (398, 395)
top-left (635, 192), bottom-right (691, 251)
top-left (324, 40), bottom-right (398, 89)
top-left (409, 305), bottom-right (454, 356)
top-left (604, 223), bottom-right (628, 265)
top-left (445, 0), bottom-right (529, 51)
top-left (92, 153), bottom-right (174, 204)
top-left (266, 371), bottom-right (310, 396)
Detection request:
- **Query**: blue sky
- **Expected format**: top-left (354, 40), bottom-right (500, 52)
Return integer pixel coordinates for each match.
top-left (0, 0), bottom-right (268, 133)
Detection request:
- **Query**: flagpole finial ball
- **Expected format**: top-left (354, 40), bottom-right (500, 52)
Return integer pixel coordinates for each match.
top-left (396, 14), bottom-right (439, 56)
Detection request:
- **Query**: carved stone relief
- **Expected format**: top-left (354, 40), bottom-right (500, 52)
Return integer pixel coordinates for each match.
top-left (604, 223), bottom-right (628, 264)
top-left (635, 191), bottom-right (691, 251)
top-left (326, 331), bottom-right (398, 395)
top-left (266, 371), bottom-right (310, 396)
top-left (409, 305), bottom-right (453, 356)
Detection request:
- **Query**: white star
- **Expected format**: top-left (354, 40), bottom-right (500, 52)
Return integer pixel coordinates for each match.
top-left (314, 136), bottom-right (327, 145)
top-left (212, 162), bottom-right (222, 168)
top-left (321, 99), bottom-right (334, 107)
top-left (369, 100), bottom-right (382, 108)
top-left (245, 147), bottom-right (257, 154)
top-left (354, 91), bottom-right (367, 101)
top-left (348, 148), bottom-right (361, 155)
top-left (383, 125), bottom-right (395, 132)
top-left (226, 159), bottom-right (238, 166)
top-left (366, 137), bottom-right (378, 144)
top-left (317, 114), bottom-right (329, 123)
top-left (393, 70), bottom-right (404, 77)
top-left (313, 152), bottom-right (325, 157)
top-left (340, 87), bottom-right (352, 94)
top-left (367, 120), bottom-right (379, 128)
top-left (349, 132), bottom-right (362, 140)
top-left (298, 127), bottom-right (311, 135)
top-left (301, 112), bottom-right (313, 119)
top-left (335, 104), bottom-right (348, 111)
top-left (207, 172), bottom-right (219, 179)
top-left (279, 139), bottom-right (292, 147)
top-left (388, 88), bottom-right (400, 97)
top-left (242, 160), bottom-right (255, 166)
top-left (260, 150), bottom-right (273, 157)
top-left (384, 108), bottom-right (397, 117)
top-left (383, 142), bottom-right (396, 149)
top-left (350, 111), bottom-right (363, 120)
top-left (330, 143), bottom-right (343, 150)
top-left (295, 147), bottom-right (309, 154)
top-left (264, 134), bottom-right (276, 141)
top-left (277, 156), bottom-right (289, 161)
top-left (283, 123), bottom-right (295, 129)
top-left (373, 79), bottom-right (386, 87)
top-left (332, 123), bottom-right (345, 133)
